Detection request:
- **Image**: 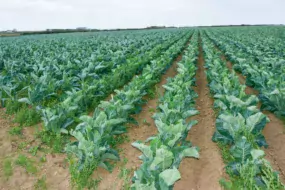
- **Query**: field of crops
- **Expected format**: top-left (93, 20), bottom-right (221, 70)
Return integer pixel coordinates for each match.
top-left (0, 26), bottom-right (284, 190)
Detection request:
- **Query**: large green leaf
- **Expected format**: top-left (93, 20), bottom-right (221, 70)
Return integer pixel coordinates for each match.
top-left (181, 147), bottom-right (199, 159)
top-left (150, 146), bottom-right (174, 170)
top-left (246, 112), bottom-right (267, 134)
top-left (159, 167), bottom-right (181, 189)
top-left (250, 149), bottom-right (264, 160)
top-left (132, 142), bottom-right (153, 160)
top-left (230, 137), bottom-right (252, 163)
top-left (214, 113), bottom-right (245, 143)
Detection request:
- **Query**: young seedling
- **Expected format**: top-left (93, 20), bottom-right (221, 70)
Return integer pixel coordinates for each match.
top-left (142, 119), bottom-right (151, 126)
top-left (9, 126), bottom-right (23, 136)
top-left (15, 154), bottom-right (37, 174)
top-left (147, 86), bottom-right (158, 99)
top-left (39, 155), bottom-right (47, 163)
top-left (148, 107), bottom-right (156, 113)
top-left (28, 146), bottom-right (39, 156)
top-left (36, 131), bottom-right (68, 153)
top-left (34, 176), bottom-right (47, 190)
top-left (18, 142), bottom-right (28, 150)
top-left (14, 107), bottom-right (41, 127)
top-left (68, 157), bottom-right (101, 190)
top-left (3, 158), bottom-right (13, 178)
top-left (119, 158), bottom-right (131, 190)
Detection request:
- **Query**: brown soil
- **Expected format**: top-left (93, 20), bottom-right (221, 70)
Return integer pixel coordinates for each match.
top-left (174, 37), bottom-right (225, 190)
top-left (97, 39), bottom-right (192, 190)
top-left (219, 49), bottom-right (285, 183)
top-left (0, 109), bottom-right (70, 190)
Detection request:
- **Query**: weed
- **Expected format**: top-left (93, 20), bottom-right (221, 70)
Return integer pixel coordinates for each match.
top-left (3, 159), bottom-right (13, 178)
top-left (14, 106), bottom-right (41, 126)
top-left (148, 107), bottom-right (156, 113)
top-left (34, 176), bottom-right (47, 190)
top-left (217, 142), bottom-right (233, 164)
top-left (119, 158), bottom-right (131, 190)
top-left (69, 157), bottom-right (101, 190)
top-left (86, 178), bottom-right (101, 190)
top-left (5, 99), bottom-right (22, 114)
top-left (259, 161), bottom-right (284, 189)
top-left (15, 154), bottom-right (37, 174)
top-left (109, 134), bottom-right (130, 150)
top-left (15, 154), bottom-right (29, 166)
top-left (123, 158), bottom-right (128, 165)
top-left (9, 126), bottom-right (23, 136)
top-left (219, 178), bottom-right (233, 190)
top-left (28, 146), bottom-right (39, 156)
top-left (217, 143), bottom-right (284, 189)
top-left (142, 118), bottom-right (151, 126)
top-left (146, 86), bottom-right (158, 99)
top-left (40, 155), bottom-right (47, 163)
top-left (52, 135), bottom-right (67, 153)
top-left (42, 98), bottom-right (59, 108)
top-left (216, 127), bottom-right (280, 189)
top-left (36, 131), bottom-right (69, 153)
top-left (18, 142), bottom-right (28, 150)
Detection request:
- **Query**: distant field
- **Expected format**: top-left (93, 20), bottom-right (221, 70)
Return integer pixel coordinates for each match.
top-left (0, 26), bottom-right (285, 189)
top-left (0, 33), bottom-right (21, 37)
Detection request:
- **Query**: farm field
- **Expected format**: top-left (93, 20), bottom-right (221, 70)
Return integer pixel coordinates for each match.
top-left (0, 26), bottom-right (285, 190)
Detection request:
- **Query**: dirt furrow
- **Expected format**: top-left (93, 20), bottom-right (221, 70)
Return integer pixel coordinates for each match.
top-left (218, 48), bottom-right (285, 183)
top-left (97, 38), bottom-right (192, 190)
top-left (0, 109), bottom-right (70, 190)
top-left (174, 36), bottom-right (224, 190)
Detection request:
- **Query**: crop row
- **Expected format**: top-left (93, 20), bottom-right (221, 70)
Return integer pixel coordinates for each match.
top-left (65, 31), bottom-right (193, 181)
top-left (0, 30), bottom-right (190, 131)
top-left (201, 32), bottom-right (284, 189)
top-left (205, 30), bottom-right (285, 119)
top-left (131, 31), bottom-right (199, 189)
top-left (210, 27), bottom-right (285, 58)
top-left (39, 31), bottom-right (191, 134)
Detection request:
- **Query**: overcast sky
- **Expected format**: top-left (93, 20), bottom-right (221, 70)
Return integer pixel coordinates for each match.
top-left (0, 0), bottom-right (284, 31)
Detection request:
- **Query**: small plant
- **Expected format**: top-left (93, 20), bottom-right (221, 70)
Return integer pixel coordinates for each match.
top-left (34, 176), bottom-right (47, 190)
top-left (3, 158), bottom-right (13, 178)
top-left (219, 178), bottom-right (233, 190)
top-left (52, 135), bottom-right (67, 153)
top-left (146, 86), bottom-right (158, 99)
top-left (14, 107), bottom-right (41, 126)
top-left (217, 142), bottom-right (233, 164)
top-left (15, 154), bottom-right (37, 174)
top-left (42, 98), bottom-right (59, 108)
top-left (18, 142), bottom-right (28, 150)
top-left (40, 155), bottom-right (47, 163)
top-left (109, 134), bottom-right (130, 150)
top-left (28, 146), bottom-right (39, 156)
top-left (9, 126), bottom-right (23, 136)
top-left (69, 157), bottom-right (101, 190)
top-left (36, 131), bottom-right (69, 153)
top-left (5, 99), bottom-right (22, 114)
top-left (142, 119), bottom-right (151, 126)
top-left (119, 158), bottom-right (131, 190)
top-left (148, 107), bottom-right (156, 113)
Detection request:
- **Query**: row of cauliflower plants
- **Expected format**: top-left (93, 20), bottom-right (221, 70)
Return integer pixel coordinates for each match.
top-left (0, 30), bottom-right (189, 132)
top-left (131, 32), bottom-right (200, 189)
top-left (205, 29), bottom-right (285, 119)
top-left (65, 32), bottom-right (193, 186)
top-left (201, 32), bottom-right (284, 189)
top-left (39, 31), bottom-right (191, 134)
